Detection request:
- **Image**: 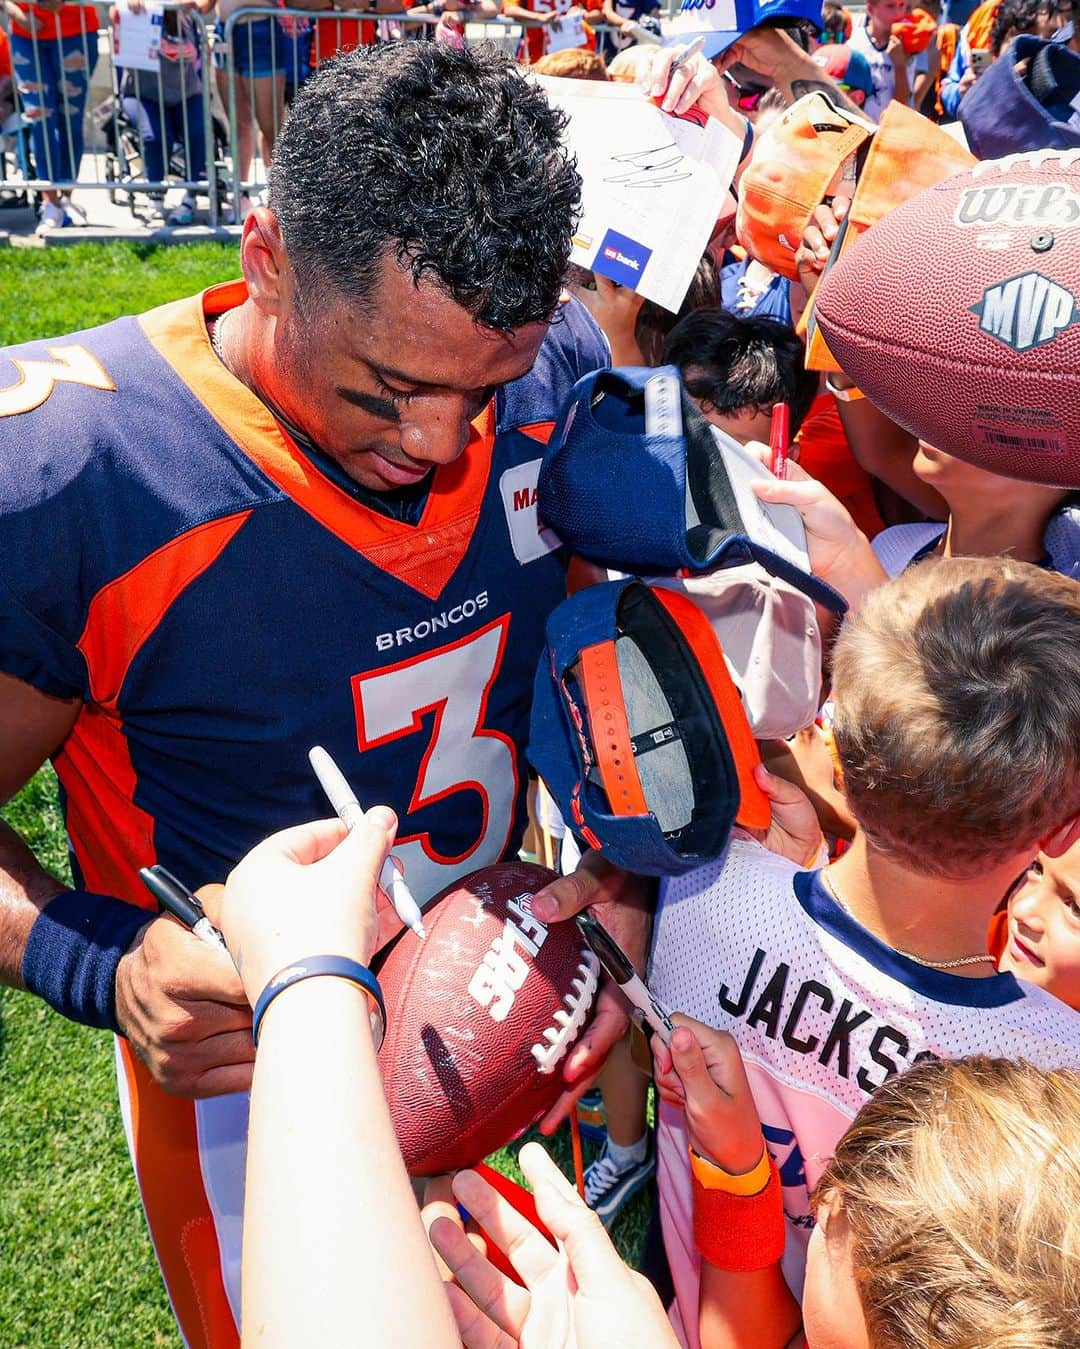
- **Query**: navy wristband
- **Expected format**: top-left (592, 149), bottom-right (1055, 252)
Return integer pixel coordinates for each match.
top-left (22, 890), bottom-right (152, 1033)
top-left (252, 956), bottom-right (385, 1050)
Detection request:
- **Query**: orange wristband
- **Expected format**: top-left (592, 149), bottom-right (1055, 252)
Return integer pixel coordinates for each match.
top-left (691, 1154), bottom-right (786, 1272)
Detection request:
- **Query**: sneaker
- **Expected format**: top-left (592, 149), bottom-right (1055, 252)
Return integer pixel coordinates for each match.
top-left (575, 1088), bottom-right (607, 1144)
top-left (168, 193), bottom-right (196, 226)
top-left (224, 193), bottom-right (252, 225)
top-left (583, 1138), bottom-right (655, 1228)
top-left (35, 200), bottom-right (68, 234)
top-left (62, 196), bottom-right (87, 226)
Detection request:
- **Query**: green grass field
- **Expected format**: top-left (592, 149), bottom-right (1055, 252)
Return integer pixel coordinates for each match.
top-left (0, 245), bottom-right (651, 1346)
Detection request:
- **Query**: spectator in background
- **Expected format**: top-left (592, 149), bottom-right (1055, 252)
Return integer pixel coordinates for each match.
top-left (847, 0), bottom-right (912, 117)
top-left (6, 0), bottom-right (98, 232)
top-left (215, 0), bottom-right (319, 221)
top-left (940, 0), bottom-right (999, 115)
top-left (821, 0), bottom-right (854, 40)
top-left (664, 308), bottom-right (817, 445)
top-left (502, 0), bottom-right (592, 65)
top-left (121, 4), bottom-right (207, 226)
top-left (533, 45), bottom-right (608, 76)
top-left (593, 0), bottom-right (660, 63)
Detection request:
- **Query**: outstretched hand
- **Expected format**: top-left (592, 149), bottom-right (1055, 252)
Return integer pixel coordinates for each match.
top-left (429, 1142), bottom-right (679, 1349)
top-left (750, 458), bottom-right (887, 610)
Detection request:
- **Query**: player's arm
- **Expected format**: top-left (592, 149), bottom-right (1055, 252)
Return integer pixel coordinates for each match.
top-left (0, 672), bottom-right (85, 987)
top-left (0, 668), bottom-right (253, 1093)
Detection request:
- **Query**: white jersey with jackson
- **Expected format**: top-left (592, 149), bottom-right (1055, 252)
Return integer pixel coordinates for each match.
top-left (648, 837), bottom-right (1080, 1348)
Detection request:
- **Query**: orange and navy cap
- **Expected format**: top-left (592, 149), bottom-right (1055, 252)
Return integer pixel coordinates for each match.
top-left (735, 91), bottom-right (875, 283)
top-left (798, 98), bottom-right (976, 369)
top-left (528, 578), bottom-right (770, 876)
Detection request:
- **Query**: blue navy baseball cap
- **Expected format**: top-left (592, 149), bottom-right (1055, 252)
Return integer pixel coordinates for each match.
top-left (538, 365), bottom-right (847, 613)
top-left (529, 578), bottom-right (771, 877)
top-left (663, 0), bottom-right (823, 60)
top-left (960, 36), bottom-right (1080, 157)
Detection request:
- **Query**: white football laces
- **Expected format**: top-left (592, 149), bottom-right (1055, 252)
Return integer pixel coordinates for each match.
top-left (531, 947), bottom-right (601, 1075)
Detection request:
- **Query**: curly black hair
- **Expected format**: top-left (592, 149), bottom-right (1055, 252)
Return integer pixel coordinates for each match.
top-left (269, 42), bottom-right (581, 331)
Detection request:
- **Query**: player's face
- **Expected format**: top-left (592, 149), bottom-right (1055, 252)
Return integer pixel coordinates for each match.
top-left (273, 253), bottom-right (549, 492)
top-left (998, 850), bottom-right (1080, 1010)
top-left (802, 1202), bottom-right (870, 1349)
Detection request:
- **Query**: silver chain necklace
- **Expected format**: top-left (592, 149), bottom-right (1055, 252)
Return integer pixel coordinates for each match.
top-left (822, 869), bottom-right (996, 971)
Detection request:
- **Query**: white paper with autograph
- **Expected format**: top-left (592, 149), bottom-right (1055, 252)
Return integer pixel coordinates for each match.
top-left (535, 74), bottom-right (742, 313)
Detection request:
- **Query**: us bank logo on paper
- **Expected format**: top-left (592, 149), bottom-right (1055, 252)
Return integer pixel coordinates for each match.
top-left (595, 229), bottom-right (652, 291)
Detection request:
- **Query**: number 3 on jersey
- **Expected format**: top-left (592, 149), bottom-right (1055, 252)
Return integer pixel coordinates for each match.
top-left (351, 615), bottom-right (518, 905)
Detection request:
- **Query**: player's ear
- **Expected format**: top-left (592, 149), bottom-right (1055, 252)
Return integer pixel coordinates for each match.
top-left (239, 207), bottom-right (290, 317)
top-left (1040, 814), bottom-right (1080, 859)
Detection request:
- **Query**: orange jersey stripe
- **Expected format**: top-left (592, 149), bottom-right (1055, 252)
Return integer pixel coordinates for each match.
top-left (78, 511), bottom-right (251, 710)
top-left (139, 285), bottom-right (494, 603)
top-left (117, 1044), bottom-right (239, 1349)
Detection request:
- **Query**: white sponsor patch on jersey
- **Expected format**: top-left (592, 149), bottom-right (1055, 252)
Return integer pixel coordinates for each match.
top-left (500, 458), bottom-right (561, 565)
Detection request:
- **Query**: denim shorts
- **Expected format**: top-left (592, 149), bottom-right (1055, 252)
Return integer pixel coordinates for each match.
top-left (215, 16), bottom-right (308, 80)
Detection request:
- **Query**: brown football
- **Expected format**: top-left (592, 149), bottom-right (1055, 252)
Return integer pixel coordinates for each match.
top-left (377, 862), bottom-right (599, 1176)
top-left (814, 150), bottom-right (1080, 487)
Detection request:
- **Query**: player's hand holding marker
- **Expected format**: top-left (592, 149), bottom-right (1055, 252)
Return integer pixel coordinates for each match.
top-left (531, 852), bottom-right (654, 1133)
top-left (114, 900), bottom-right (254, 1098)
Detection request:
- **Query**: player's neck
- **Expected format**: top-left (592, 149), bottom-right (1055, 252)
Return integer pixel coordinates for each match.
top-left (941, 503), bottom-right (1050, 565)
top-left (826, 834), bottom-right (1020, 976)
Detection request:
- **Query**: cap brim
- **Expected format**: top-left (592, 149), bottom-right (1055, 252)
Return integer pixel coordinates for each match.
top-left (651, 587), bottom-right (771, 831)
top-left (661, 22), bottom-right (739, 57)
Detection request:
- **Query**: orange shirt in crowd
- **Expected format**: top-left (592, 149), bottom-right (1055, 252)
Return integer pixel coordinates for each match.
top-left (0, 27), bottom-right (11, 77)
top-left (965, 0), bottom-right (999, 50)
top-left (8, 3), bottom-right (99, 41)
top-left (795, 392), bottom-right (886, 541)
top-left (310, 15), bottom-right (377, 67)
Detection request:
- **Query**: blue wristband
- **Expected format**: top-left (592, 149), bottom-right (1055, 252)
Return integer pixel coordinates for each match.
top-left (252, 956), bottom-right (385, 1050)
top-left (22, 890), bottom-right (152, 1033)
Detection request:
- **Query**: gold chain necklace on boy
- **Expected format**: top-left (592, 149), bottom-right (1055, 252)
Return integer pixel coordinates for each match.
top-left (821, 870), bottom-right (997, 971)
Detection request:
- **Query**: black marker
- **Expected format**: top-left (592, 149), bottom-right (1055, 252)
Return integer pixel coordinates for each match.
top-left (139, 865), bottom-right (230, 954)
top-left (577, 913), bottom-right (675, 1046)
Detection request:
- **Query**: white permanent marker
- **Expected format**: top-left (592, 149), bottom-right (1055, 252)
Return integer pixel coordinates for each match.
top-left (308, 745), bottom-right (428, 941)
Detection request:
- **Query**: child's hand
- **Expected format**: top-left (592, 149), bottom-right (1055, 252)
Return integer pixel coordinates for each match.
top-left (795, 196), bottom-right (850, 299)
top-left (745, 762), bottom-right (825, 869)
top-left (652, 1016), bottom-right (764, 1175)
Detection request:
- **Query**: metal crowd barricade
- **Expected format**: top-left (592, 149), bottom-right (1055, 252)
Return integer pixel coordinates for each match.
top-left (217, 5), bottom-right (589, 213)
top-left (1, 2), bottom-right (647, 232)
top-left (1, 0), bottom-right (220, 223)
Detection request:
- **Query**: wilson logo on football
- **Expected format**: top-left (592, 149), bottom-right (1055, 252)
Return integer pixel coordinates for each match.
top-left (970, 272), bottom-right (1079, 353)
top-left (953, 182), bottom-right (1080, 230)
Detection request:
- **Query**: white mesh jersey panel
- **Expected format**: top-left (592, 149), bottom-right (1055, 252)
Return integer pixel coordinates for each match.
top-left (649, 835), bottom-right (1080, 1344)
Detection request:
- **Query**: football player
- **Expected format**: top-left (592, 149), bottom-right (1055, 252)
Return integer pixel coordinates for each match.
top-left (0, 42), bottom-right (648, 1347)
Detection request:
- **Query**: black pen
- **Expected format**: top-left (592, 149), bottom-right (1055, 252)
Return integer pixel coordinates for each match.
top-left (139, 864), bottom-right (230, 954)
top-left (577, 913), bottom-right (675, 1046)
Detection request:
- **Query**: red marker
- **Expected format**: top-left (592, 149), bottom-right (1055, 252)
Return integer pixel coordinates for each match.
top-left (769, 401), bottom-right (790, 480)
